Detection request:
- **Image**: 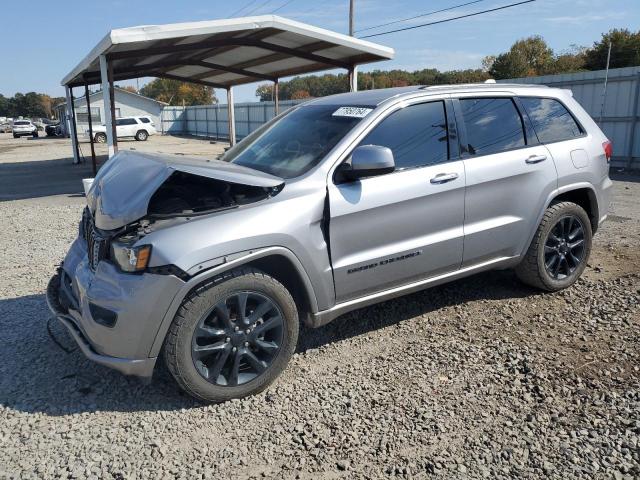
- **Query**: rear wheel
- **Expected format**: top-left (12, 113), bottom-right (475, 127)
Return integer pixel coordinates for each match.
top-left (516, 201), bottom-right (592, 291)
top-left (94, 132), bottom-right (107, 143)
top-left (135, 130), bottom-right (148, 141)
top-left (164, 268), bottom-right (299, 403)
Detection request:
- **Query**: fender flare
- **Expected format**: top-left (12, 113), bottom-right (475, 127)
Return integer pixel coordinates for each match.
top-left (520, 182), bottom-right (599, 258)
top-left (147, 246), bottom-right (319, 357)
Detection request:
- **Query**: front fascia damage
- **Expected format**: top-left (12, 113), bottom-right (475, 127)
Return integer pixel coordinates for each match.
top-left (86, 150), bottom-right (284, 231)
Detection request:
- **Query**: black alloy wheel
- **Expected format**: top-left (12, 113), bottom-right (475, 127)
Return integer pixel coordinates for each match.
top-left (544, 215), bottom-right (586, 280)
top-left (191, 291), bottom-right (284, 387)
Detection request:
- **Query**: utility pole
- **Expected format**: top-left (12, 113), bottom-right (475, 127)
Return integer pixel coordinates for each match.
top-left (349, 0), bottom-right (358, 92)
top-left (349, 0), bottom-right (354, 35)
top-left (599, 40), bottom-right (612, 123)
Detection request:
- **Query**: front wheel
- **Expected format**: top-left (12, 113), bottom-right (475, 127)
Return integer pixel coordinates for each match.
top-left (94, 132), bottom-right (107, 143)
top-left (516, 201), bottom-right (592, 291)
top-left (164, 268), bottom-right (299, 403)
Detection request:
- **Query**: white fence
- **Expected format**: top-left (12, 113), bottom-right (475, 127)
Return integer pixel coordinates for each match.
top-left (160, 100), bottom-right (305, 141)
top-left (504, 66), bottom-right (640, 169)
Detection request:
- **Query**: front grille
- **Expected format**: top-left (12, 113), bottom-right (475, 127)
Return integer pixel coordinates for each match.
top-left (82, 208), bottom-right (110, 271)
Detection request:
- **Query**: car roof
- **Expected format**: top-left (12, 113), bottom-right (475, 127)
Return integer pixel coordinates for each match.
top-left (305, 82), bottom-right (557, 107)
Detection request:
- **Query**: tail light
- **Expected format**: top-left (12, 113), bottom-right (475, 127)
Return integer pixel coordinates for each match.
top-left (602, 140), bottom-right (612, 163)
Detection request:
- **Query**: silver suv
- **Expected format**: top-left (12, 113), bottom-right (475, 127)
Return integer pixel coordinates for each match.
top-left (48, 84), bottom-right (612, 402)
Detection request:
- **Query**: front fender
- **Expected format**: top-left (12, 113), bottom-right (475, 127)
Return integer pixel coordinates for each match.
top-left (147, 246), bottom-right (319, 357)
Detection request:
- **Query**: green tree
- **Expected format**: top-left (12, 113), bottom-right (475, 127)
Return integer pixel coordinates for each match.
top-left (0, 94), bottom-right (8, 117)
top-left (584, 29), bottom-right (640, 70)
top-left (140, 78), bottom-right (216, 105)
top-left (488, 35), bottom-right (554, 79)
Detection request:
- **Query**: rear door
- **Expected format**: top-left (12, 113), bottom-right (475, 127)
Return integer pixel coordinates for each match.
top-left (455, 95), bottom-right (558, 266)
top-left (328, 98), bottom-right (466, 302)
top-left (115, 118), bottom-right (137, 137)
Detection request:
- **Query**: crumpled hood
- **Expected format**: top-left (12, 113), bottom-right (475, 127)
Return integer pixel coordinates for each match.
top-left (87, 150), bottom-right (283, 230)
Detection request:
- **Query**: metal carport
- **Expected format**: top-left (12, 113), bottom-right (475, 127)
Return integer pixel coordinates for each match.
top-left (60, 15), bottom-right (394, 174)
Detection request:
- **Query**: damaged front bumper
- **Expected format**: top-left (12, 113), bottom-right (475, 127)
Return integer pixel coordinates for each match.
top-left (46, 237), bottom-right (185, 379)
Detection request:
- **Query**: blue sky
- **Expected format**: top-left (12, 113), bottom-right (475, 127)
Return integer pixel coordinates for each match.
top-left (0, 0), bottom-right (637, 103)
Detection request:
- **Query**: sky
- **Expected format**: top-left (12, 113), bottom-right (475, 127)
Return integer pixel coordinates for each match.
top-left (0, 0), bottom-right (638, 103)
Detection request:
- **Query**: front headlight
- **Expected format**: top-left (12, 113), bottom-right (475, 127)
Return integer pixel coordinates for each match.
top-left (110, 241), bottom-right (152, 273)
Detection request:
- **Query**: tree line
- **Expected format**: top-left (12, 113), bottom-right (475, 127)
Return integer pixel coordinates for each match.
top-left (255, 28), bottom-right (640, 101)
top-left (0, 92), bottom-right (65, 119)
top-left (3, 28), bottom-right (638, 115)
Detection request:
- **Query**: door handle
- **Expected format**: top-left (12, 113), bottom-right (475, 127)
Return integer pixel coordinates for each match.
top-left (430, 172), bottom-right (459, 184)
top-left (525, 154), bottom-right (547, 164)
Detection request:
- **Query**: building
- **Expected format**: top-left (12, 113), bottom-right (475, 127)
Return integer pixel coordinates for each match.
top-left (56, 87), bottom-right (167, 137)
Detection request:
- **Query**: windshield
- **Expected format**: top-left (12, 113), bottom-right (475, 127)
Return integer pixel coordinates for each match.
top-left (14, 121), bottom-right (30, 125)
top-left (226, 105), bottom-right (371, 178)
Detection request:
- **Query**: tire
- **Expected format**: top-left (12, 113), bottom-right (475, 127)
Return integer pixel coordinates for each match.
top-left (32, 131), bottom-right (38, 138)
top-left (164, 268), bottom-right (299, 403)
top-left (516, 201), bottom-right (592, 291)
top-left (94, 132), bottom-right (107, 143)
top-left (13, 134), bottom-right (18, 138)
top-left (135, 130), bottom-right (148, 141)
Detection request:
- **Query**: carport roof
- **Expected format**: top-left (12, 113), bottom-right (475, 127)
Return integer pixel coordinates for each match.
top-left (61, 15), bottom-right (394, 88)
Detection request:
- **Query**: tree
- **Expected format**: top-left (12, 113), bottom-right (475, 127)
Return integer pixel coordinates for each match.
top-left (0, 94), bottom-right (8, 117)
top-left (489, 35), bottom-right (554, 79)
top-left (291, 90), bottom-right (311, 100)
top-left (140, 78), bottom-right (216, 105)
top-left (584, 29), bottom-right (640, 70)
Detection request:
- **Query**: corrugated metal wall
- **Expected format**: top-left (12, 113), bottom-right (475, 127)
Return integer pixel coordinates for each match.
top-left (503, 66), bottom-right (640, 169)
top-left (160, 100), bottom-right (306, 141)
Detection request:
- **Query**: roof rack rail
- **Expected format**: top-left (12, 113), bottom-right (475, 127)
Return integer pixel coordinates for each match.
top-left (419, 82), bottom-right (549, 90)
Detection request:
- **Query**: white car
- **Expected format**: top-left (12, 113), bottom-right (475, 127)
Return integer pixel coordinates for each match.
top-left (12, 120), bottom-right (38, 138)
top-left (88, 116), bottom-right (157, 142)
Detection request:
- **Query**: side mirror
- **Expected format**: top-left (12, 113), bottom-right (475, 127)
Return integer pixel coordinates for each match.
top-left (339, 145), bottom-right (395, 181)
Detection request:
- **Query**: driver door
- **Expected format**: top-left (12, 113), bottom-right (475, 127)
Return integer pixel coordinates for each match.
top-left (328, 100), bottom-right (466, 303)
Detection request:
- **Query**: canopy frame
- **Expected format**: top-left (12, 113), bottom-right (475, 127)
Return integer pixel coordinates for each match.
top-left (61, 15), bottom-right (394, 164)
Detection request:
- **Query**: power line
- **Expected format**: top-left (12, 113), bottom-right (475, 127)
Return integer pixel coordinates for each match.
top-left (271, 0), bottom-right (296, 13)
top-left (228, 0), bottom-right (259, 18)
top-left (360, 0), bottom-right (536, 39)
top-left (355, 0), bottom-right (487, 34)
top-left (245, 0), bottom-right (276, 15)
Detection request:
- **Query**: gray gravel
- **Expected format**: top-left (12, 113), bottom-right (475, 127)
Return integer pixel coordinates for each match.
top-left (0, 135), bottom-right (638, 479)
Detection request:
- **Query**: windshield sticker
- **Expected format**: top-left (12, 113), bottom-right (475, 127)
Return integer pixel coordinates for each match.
top-left (332, 106), bottom-right (373, 118)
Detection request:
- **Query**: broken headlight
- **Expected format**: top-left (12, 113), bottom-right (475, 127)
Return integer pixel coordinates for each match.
top-left (110, 237), bottom-right (152, 273)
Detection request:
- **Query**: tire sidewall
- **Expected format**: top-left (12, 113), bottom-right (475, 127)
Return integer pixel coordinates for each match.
top-left (136, 130), bottom-right (148, 141)
top-left (536, 203), bottom-right (592, 290)
top-left (95, 133), bottom-right (106, 143)
top-left (171, 273), bottom-right (299, 402)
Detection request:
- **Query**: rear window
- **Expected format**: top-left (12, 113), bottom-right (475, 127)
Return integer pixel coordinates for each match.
top-left (459, 98), bottom-right (525, 156)
top-left (520, 97), bottom-right (583, 143)
top-left (139, 117), bottom-right (151, 123)
top-left (14, 121), bottom-right (30, 125)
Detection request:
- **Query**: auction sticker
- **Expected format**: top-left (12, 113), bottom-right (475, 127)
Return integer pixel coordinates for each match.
top-left (332, 106), bottom-right (373, 118)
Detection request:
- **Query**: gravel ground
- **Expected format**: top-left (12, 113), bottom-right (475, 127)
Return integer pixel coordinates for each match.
top-left (0, 135), bottom-right (638, 479)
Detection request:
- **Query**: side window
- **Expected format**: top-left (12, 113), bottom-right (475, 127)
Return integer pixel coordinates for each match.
top-left (359, 101), bottom-right (448, 169)
top-left (139, 117), bottom-right (151, 123)
top-left (116, 118), bottom-right (137, 126)
top-left (520, 97), bottom-right (582, 143)
top-left (460, 98), bottom-right (525, 156)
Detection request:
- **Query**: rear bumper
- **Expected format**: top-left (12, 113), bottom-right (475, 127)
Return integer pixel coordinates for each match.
top-left (46, 271), bottom-right (157, 378)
